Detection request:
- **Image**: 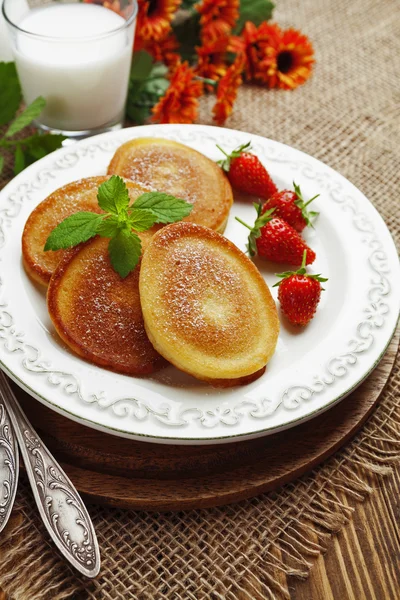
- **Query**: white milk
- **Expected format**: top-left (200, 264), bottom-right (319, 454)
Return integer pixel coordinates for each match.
top-left (13, 3), bottom-right (135, 132)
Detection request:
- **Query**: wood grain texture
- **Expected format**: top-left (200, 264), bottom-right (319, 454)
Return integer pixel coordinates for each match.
top-left (288, 467), bottom-right (400, 600)
top-left (12, 329), bottom-right (399, 512)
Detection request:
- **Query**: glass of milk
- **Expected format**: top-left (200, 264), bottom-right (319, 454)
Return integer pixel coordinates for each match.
top-left (3, 0), bottom-right (137, 138)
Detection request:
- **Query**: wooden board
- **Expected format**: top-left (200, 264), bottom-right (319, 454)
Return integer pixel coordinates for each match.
top-left (13, 330), bottom-right (399, 511)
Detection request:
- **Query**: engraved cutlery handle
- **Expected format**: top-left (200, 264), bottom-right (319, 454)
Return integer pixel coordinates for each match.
top-left (0, 372), bottom-right (100, 578)
top-left (0, 380), bottom-right (19, 534)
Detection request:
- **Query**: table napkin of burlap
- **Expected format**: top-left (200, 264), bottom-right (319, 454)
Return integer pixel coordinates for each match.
top-left (0, 0), bottom-right (399, 598)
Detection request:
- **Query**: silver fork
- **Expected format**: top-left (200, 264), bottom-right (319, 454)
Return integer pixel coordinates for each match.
top-left (0, 370), bottom-right (100, 578)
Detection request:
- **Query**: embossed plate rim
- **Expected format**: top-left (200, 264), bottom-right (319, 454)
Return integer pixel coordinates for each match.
top-left (0, 124), bottom-right (399, 444)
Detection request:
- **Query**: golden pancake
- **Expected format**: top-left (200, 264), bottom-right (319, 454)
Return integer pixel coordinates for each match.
top-left (139, 222), bottom-right (279, 386)
top-left (107, 138), bottom-right (233, 233)
top-left (47, 234), bottom-right (165, 376)
top-left (22, 176), bottom-right (149, 286)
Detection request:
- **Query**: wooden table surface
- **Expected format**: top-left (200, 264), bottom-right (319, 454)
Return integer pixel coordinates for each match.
top-left (0, 469), bottom-right (398, 599)
top-left (278, 464), bottom-right (400, 599)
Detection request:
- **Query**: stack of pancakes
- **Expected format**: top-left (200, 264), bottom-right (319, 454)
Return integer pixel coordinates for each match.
top-left (22, 138), bottom-right (279, 386)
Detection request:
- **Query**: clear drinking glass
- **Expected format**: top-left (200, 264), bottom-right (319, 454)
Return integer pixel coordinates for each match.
top-left (3, 0), bottom-right (137, 138)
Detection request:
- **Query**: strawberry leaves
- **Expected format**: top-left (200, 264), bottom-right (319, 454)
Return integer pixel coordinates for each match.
top-left (45, 176), bottom-right (193, 278)
top-left (293, 182), bottom-right (319, 228)
top-left (216, 141), bottom-right (252, 172)
top-left (236, 203), bottom-right (275, 256)
top-left (273, 250), bottom-right (328, 287)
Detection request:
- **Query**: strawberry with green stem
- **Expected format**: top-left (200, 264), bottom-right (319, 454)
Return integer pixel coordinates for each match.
top-left (264, 182), bottom-right (319, 232)
top-left (236, 203), bottom-right (316, 265)
top-left (273, 250), bottom-right (328, 325)
top-left (217, 142), bottom-right (278, 200)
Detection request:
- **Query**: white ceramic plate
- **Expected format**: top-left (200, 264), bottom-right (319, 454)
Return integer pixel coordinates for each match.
top-left (0, 124), bottom-right (399, 444)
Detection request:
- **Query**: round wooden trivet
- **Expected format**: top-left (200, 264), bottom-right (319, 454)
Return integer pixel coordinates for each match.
top-left (13, 330), bottom-right (399, 511)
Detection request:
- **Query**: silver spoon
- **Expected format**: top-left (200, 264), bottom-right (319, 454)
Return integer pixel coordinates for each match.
top-left (0, 370), bottom-right (100, 578)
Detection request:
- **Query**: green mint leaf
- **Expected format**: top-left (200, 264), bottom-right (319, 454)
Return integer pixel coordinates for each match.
top-left (5, 97), bottom-right (46, 138)
top-left (24, 133), bottom-right (65, 157)
top-left (0, 63), bottom-right (21, 126)
top-left (44, 212), bottom-right (104, 251)
top-left (97, 175), bottom-right (130, 216)
top-left (0, 155), bottom-right (4, 175)
top-left (108, 230), bottom-right (142, 278)
top-left (234, 0), bottom-right (275, 34)
top-left (14, 146), bottom-right (25, 175)
top-left (132, 192), bottom-right (193, 224)
top-left (128, 208), bottom-right (158, 232)
top-left (96, 215), bottom-right (120, 238)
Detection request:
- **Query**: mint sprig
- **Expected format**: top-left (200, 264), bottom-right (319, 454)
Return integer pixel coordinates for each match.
top-left (44, 175), bottom-right (193, 278)
top-left (0, 62), bottom-right (65, 176)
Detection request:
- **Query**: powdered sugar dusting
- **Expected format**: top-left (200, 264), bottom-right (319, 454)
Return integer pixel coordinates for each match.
top-left (56, 238), bottom-right (162, 373)
top-left (152, 237), bottom-right (259, 357)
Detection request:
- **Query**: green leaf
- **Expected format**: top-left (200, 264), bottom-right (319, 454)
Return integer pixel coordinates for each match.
top-left (234, 0), bottom-right (275, 33)
top-left (0, 155), bottom-right (4, 175)
top-left (15, 133), bottom-right (66, 169)
top-left (5, 97), bottom-right (46, 138)
top-left (44, 212), bottom-right (104, 251)
top-left (172, 11), bottom-right (201, 63)
top-left (128, 208), bottom-right (158, 232)
top-left (180, 0), bottom-right (198, 8)
top-left (24, 133), bottom-right (65, 154)
top-left (126, 104), bottom-right (153, 125)
top-left (132, 192), bottom-right (193, 223)
top-left (0, 63), bottom-right (21, 126)
top-left (96, 215), bottom-right (120, 238)
top-left (14, 146), bottom-right (25, 175)
top-left (126, 61), bottom-right (169, 125)
top-left (97, 176), bottom-right (130, 215)
top-left (130, 50), bottom-right (154, 82)
top-left (108, 230), bottom-right (142, 278)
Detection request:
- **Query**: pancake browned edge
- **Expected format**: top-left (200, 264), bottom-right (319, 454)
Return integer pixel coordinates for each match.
top-left (139, 222), bottom-right (280, 387)
top-left (107, 137), bottom-right (233, 233)
top-left (22, 176), bottom-right (149, 286)
top-left (47, 234), bottom-right (166, 376)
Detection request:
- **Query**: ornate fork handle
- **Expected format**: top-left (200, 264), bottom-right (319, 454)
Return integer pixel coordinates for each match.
top-left (0, 372), bottom-right (100, 578)
top-left (0, 385), bottom-right (18, 533)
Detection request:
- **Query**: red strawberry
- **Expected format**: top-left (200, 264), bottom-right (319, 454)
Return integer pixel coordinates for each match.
top-left (217, 142), bottom-right (278, 200)
top-left (236, 204), bottom-right (316, 265)
top-left (264, 183), bottom-right (319, 232)
top-left (273, 251), bottom-right (328, 325)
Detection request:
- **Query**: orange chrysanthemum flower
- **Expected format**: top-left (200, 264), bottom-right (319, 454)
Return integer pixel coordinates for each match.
top-left (212, 54), bottom-right (244, 125)
top-left (140, 31), bottom-right (180, 67)
top-left (195, 37), bottom-right (230, 85)
top-left (151, 62), bottom-right (203, 124)
top-left (265, 28), bottom-right (315, 89)
top-left (136, 0), bottom-right (181, 42)
top-left (196, 0), bottom-right (239, 44)
top-left (241, 22), bottom-right (314, 89)
top-left (241, 21), bottom-right (282, 84)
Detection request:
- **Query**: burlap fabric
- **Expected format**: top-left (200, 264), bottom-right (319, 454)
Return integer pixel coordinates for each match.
top-left (0, 0), bottom-right (399, 598)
